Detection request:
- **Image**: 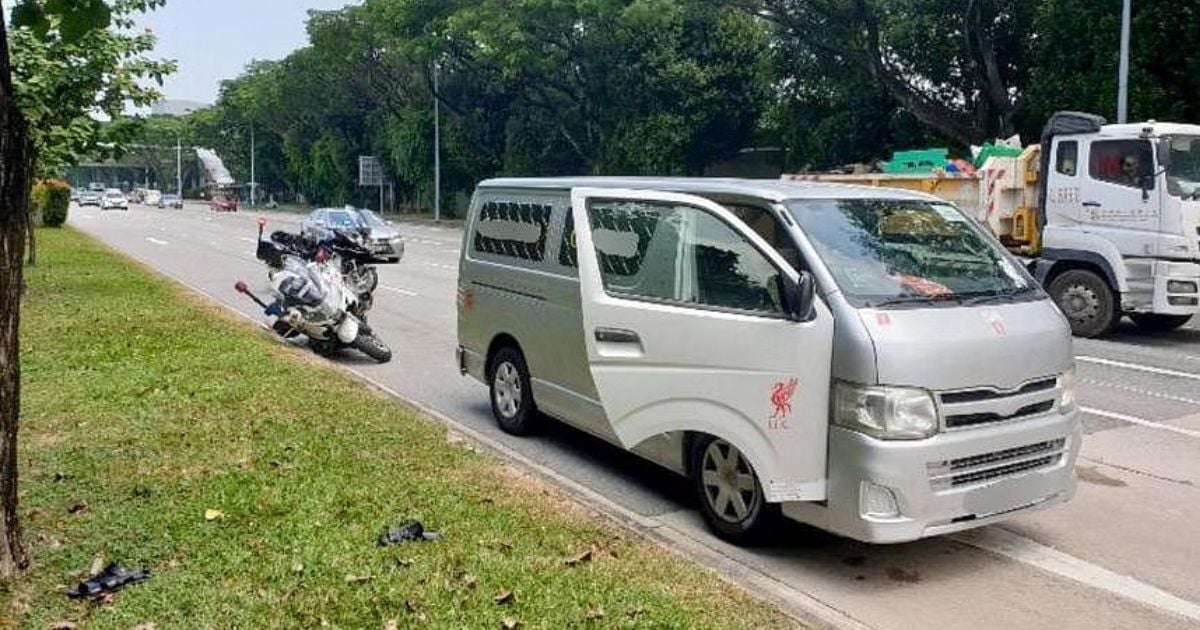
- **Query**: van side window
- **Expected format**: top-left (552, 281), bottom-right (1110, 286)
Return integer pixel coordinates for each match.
top-left (1089, 139), bottom-right (1154, 189)
top-left (587, 200), bottom-right (784, 315)
top-left (1055, 141), bottom-right (1078, 176)
top-left (473, 201), bottom-right (552, 261)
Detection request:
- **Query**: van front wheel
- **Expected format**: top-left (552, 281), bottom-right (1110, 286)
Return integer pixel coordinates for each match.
top-left (489, 347), bottom-right (538, 435)
top-left (691, 436), bottom-right (777, 545)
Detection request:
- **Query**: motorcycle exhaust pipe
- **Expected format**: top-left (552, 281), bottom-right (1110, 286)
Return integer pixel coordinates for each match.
top-left (234, 280), bottom-right (271, 310)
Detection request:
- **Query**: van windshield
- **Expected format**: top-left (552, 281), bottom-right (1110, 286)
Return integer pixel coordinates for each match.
top-left (786, 199), bottom-right (1037, 308)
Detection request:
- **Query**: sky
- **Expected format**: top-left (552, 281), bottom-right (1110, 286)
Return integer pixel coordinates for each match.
top-left (138, 0), bottom-right (357, 104)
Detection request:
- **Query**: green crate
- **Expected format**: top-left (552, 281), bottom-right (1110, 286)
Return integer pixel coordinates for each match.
top-left (882, 148), bottom-right (950, 174)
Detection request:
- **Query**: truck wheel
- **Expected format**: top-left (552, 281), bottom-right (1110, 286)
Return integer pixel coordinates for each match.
top-left (1130, 313), bottom-right (1193, 332)
top-left (1048, 269), bottom-right (1120, 337)
top-left (690, 435), bottom-right (777, 545)
top-left (488, 346), bottom-right (538, 435)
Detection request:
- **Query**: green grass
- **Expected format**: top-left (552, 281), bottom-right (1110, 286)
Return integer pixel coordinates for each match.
top-left (4, 228), bottom-right (794, 629)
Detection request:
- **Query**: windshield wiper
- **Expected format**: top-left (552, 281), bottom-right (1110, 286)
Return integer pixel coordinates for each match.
top-left (963, 286), bottom-right (1040, 306)
top-left (869, 294), bottom-right (963, 308)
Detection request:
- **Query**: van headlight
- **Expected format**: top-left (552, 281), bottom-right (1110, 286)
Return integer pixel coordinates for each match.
top-left (834, 382), bottom-right (939, 440)
top-left (1058, 366), bottom-right (1077, 412)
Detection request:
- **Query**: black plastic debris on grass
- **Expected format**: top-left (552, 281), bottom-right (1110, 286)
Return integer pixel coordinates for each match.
top-left (377, 520), bottom-right (440, 546)
top-left (66, 563), bottom-right (151, 599)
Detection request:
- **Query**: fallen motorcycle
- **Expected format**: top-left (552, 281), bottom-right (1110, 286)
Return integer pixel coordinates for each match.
top-left (236, 220), bottom-right (392, 363)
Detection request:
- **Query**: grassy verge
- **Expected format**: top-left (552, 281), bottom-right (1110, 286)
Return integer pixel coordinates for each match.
top-left (4, 228), bottom-right (793, 628)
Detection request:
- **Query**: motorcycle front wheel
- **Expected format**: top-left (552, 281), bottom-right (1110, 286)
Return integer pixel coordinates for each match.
top-left (352, 332), bottom-right (392, 363)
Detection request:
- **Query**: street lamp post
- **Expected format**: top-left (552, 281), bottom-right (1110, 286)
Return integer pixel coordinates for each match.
top-left (1117, 0), bottom-right (1131, 123)
top-left (433, 60), bottom-right (441, 222)
top-left (249, 123), bottom-right (256, 207)
top-left (176, 135), bottom-right (183, 198)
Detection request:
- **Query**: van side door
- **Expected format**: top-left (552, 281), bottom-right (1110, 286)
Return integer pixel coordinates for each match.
top-left (570, 188), bottom-right (835, 502)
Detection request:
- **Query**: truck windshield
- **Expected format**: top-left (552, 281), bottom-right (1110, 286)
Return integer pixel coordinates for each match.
top-left (1164, 135), bottom-right (1200, 199)
top-left (786, 199), bottom-right (1037, 308)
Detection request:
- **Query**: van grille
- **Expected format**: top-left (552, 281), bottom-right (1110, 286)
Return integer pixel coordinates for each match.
top-left (937, 376), bottom-right (1059, 430)
top-left (928, 438), bottom-right (1066, 490)
top-left (939, 378), bottom-right (1056, 404)
top-left (944, 400), bottom-right (1055, 429)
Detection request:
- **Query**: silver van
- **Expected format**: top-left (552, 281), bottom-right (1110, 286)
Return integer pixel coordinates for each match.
top-left (456, 177), bottom-right (1080, 544)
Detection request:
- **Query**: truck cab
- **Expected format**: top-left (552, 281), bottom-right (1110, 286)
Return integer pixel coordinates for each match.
top-left (1037, 113), bottom-right (1200, 335)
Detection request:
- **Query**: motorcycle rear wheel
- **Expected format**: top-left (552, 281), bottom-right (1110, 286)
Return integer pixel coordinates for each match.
top-left (353, 332), bottom-right (392, 363)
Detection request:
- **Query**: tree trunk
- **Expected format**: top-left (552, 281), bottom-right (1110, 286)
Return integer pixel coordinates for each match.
top-left (0, 0), bottom-right (32, 581)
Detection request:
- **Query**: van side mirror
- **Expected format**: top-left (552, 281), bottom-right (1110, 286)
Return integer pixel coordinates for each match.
top-left (781, 272), bottom-right (816, 322)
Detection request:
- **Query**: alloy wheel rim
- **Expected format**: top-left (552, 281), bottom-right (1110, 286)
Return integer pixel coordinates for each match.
top-left (493, 362), bottom-right (521, 419)
top-left (701, 439), bottom-right (760, 524)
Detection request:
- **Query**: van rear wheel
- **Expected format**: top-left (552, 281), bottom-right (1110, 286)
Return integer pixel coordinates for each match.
top-left (691, 436), bottom-right (777, 545)
top-left (489, 347), bottom-right (538, 435)
top-left (1048, 269), bottom-right (1119, 337)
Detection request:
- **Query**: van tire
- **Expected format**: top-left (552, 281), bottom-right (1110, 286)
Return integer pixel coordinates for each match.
top-left (1048, 269), bottom-right (1120, 337)
top-left (690, 435), bottom-right (777, 545)
top-left (488, 346), bottom-right (538, 435)
top-left (1130, 313), bottom-right (1193, 332)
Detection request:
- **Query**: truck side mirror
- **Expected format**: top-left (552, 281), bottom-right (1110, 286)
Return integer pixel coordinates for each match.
top-left (781, 272), bottom-right (817, 322)
top-left (1156, 139), bottom-right (1173, 170)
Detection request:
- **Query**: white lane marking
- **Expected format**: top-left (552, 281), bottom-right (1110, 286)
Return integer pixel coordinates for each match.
top-left (1081, 406), bottom-right (1200, 439)
top-left (423, 262), bottom-right (456, 271)
top-left (953, 527), bottom-right (1200, 624)
top-left (1078, 355), bottom-right (1200, 382)
top-left (1081, 377), bottom-right (1200, 407)
top-left (378, 285), bottom-right (419, 297)
top-left (145, 237), bottom-right (169, 246)
top-left (239, 237), bottom-right (257, 243)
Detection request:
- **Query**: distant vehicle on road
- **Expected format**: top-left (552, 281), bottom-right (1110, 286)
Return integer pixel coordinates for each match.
top-left (457, 177), bottom-right (1080, 545)
top-left (78, 190), bottom-right (102, 206)
top-left (210, 194), bottom-right (238, 212)
top-left (302, 207), bottom-right (404, 263)
top-left (88, 182), bottom-right (105, 192)
top-left (356, 209), bottom-right (405, 263)
top-left (100, 188), bottom-right (128, 211)
top-left (159, 193), bottom-right (183, 209)
top-left (70, 188), bottom-right (82, 203)
top-left (144, 189), bottom-right (162, 206)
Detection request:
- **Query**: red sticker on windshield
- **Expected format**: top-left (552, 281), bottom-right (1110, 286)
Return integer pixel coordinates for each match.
top-left (876, 312), bottom-right (892, 326)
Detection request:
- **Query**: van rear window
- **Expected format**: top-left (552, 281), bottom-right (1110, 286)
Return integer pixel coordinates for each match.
top-left (473, 201), bottom-right (552, 261)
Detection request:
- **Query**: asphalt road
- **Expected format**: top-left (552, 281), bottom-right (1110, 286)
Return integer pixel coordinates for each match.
top-left (69, 202), bottom-right (1200, 629)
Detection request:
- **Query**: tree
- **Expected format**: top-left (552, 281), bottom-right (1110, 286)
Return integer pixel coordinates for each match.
top-left (0, 0), bottom-right (171, 580)
top-left (1022, 0), bottom-right (1200, 136)
top-left (750, 0), bottom-right (1036, 147)
top-left (9, 0), bottom-right (172, 264)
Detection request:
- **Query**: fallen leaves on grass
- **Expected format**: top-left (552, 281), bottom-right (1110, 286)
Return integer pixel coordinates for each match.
top-left (344, 574), bottom-right (375, 584)
top-left (493, 590), bottom-right (514, 605)
top-left (66, 501), bottom-right (87, 515)
top-left (585, 606), bottom-right (604, 621)
top-left (88, 555), bottom-right (105, 577)
top-left (501, 618), bottom-right (521, 629)
top-left (563, 547), bottom-right (594, 567)
top-left (203, 509), bottom-right (224, 521)
top-left (49, 621), bottom-right (78, 630)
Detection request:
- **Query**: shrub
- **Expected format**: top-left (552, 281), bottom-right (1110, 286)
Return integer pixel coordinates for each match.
top-left (38, 179), bottom-right (71, 227)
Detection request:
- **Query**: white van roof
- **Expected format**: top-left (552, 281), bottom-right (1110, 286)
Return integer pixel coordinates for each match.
top-left (478, 176), bottom-right (940, 204)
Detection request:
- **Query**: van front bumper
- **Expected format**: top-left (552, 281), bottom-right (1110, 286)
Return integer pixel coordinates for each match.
top-left (782, 410), bottom-right (1080, 544)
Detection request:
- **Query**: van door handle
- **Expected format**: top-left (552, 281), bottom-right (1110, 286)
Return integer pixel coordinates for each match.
top-left (1082, 201), bottom-right (1101, 207)
top-left (595, 327), bottom-right (641, 344)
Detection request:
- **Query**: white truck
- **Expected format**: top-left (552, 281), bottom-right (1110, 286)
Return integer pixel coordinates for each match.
top-left (786, 111), bottom-right (1200, 337)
